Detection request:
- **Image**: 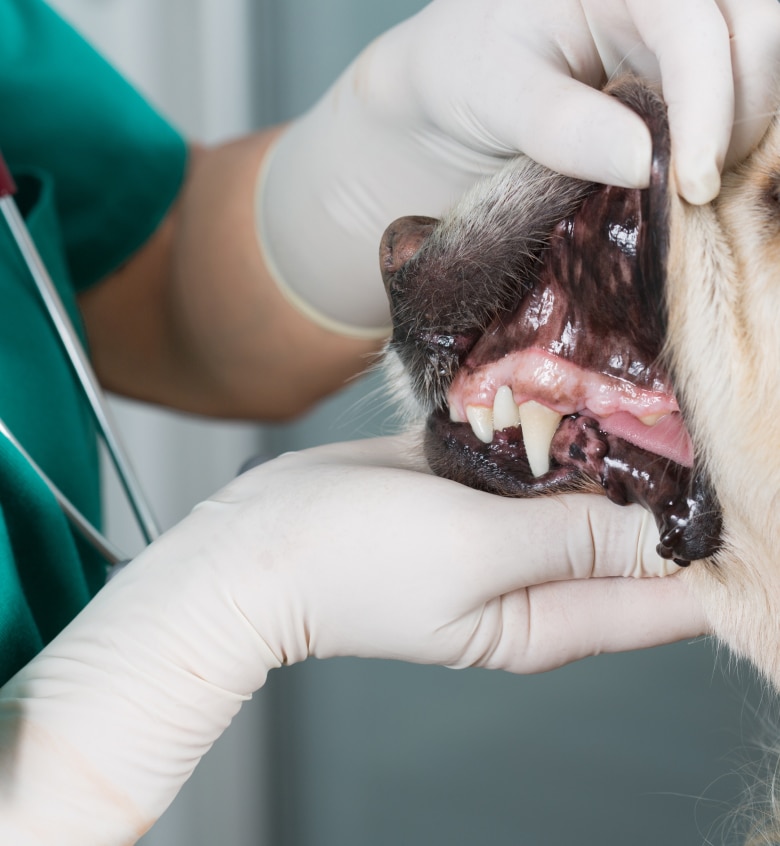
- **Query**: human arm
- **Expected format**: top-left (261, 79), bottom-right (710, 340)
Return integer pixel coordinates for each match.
top-left (79, 0), bottom-right (780, 411)
top-left (257, 0), bottom-right (780, 338)
top-left (0, 435), bottom-right (706, 844)
top-left (77, 131), bottom-right (383, 421)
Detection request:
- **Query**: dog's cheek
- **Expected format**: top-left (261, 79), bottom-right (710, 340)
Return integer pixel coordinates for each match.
top-left (666, 120), bottom-right (780, 685)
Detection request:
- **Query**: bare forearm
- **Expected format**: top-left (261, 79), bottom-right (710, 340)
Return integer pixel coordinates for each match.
top-left (79, 129), bottom-right (383, 420)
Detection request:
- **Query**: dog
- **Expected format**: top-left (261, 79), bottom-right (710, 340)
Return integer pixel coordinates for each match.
top-left (379, 74), bottom-right (780, 843)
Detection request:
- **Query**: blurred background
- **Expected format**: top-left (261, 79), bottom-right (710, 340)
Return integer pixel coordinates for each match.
top-left (46, 2), bottom-right (766, 844)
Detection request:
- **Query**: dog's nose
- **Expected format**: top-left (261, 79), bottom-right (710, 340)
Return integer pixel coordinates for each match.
top-left (379, 215), bottom-right (438, 286)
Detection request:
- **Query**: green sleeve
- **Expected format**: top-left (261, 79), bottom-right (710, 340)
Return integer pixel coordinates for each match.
top-left (0, 0), bottom-right (188, 289)
top-left (0, 0), bottom-right (189, 680)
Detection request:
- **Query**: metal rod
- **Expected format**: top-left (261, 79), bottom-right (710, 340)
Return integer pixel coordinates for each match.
top-left (0, 197), bottom-right (161, 545)
top-left (0, 418), bottom-right (128, 566)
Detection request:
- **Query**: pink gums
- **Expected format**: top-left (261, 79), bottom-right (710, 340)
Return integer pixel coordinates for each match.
top-left (448, 347), bottom-right (693, 467)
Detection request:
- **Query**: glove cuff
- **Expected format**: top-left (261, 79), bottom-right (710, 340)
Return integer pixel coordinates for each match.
top-left (253, 126), bottom-right (392, 340)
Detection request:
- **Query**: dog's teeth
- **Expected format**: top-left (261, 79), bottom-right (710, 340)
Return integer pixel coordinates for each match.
top-left (639, 412), bottom-right (666, 427)
top-left (492, 385), bottom-right (521, 431)
top-left (518, 401), bottom-right (563, 477)
top-left (450, 404), bottom-right (466, 423)
top-left (466, 405), bottom-right (494, 443)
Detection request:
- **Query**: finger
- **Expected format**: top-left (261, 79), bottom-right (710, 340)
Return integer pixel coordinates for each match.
top-left (509, 72), bottom-right (653, 189)
top-left (255, 440), bottom-right (678, 601)
top-left (294, 440), bottom-right (676, 583)
top-left (719, 0), bottom-right (780, 168)
top-left (474, 573), bottom-right (707, 674)
top-left (627, 0), bottom-right (734, 204)
top-left (461, 493), bottom-right (679, 610)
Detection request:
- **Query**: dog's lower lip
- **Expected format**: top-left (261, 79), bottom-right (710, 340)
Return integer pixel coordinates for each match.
top-left (425, 407), bottom-right (720, 563)
top-left (426, 409), bottom-right (579, 491)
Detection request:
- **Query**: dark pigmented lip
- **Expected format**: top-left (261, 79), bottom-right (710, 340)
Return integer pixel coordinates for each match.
top-left (424, 409), bottom-right (580, 498)
top-left (426, 407), bottom-right (722, 565)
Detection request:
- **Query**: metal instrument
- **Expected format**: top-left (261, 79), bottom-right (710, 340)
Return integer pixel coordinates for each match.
top-left (0, 149), bottom-right (160, 571)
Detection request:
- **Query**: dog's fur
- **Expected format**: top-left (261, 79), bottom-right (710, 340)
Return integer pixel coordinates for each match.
top-left (665, 130), bottom-right (780, 688)
top-left (667, 113), bottom-right (780, 845)
top-left (381, 76), bottom-right (780, 842)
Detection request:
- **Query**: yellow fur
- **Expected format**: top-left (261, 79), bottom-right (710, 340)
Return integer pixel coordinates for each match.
top-left (667, 118), bottom-right (780, 691)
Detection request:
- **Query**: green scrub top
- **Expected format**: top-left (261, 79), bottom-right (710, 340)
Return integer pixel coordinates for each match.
top-left (0, 0), bottom-right (187, 683)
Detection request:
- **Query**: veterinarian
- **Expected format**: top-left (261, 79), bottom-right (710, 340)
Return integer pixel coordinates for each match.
top-left (0, 0), bottom-right (778, 841)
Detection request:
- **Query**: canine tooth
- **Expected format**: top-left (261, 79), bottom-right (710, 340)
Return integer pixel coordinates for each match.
top-left (518, 401), bottom-right (563, 477)
top-left (492, 385), bottom-right (521, 431)
top-left (639, 412), bottom-right (666, 427)
top-left (466, 405), bottom-right (494, 444)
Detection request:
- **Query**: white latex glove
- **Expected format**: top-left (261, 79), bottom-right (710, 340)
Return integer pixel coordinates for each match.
top-left (257, 0), bottom-right (780, 334)
top-left (0, 435), bottom-right (705, 844)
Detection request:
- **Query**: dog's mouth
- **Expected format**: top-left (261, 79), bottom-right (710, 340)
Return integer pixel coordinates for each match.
top-left (428, 184), bottom-right (718, 564)
top-left (380, 78), bottom-right (723, 566)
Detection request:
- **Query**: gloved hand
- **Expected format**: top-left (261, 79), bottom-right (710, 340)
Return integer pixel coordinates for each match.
top-left (257, 0), bottom-right (780, 334)
top-left (0, 435), bottom-right (705, 844)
